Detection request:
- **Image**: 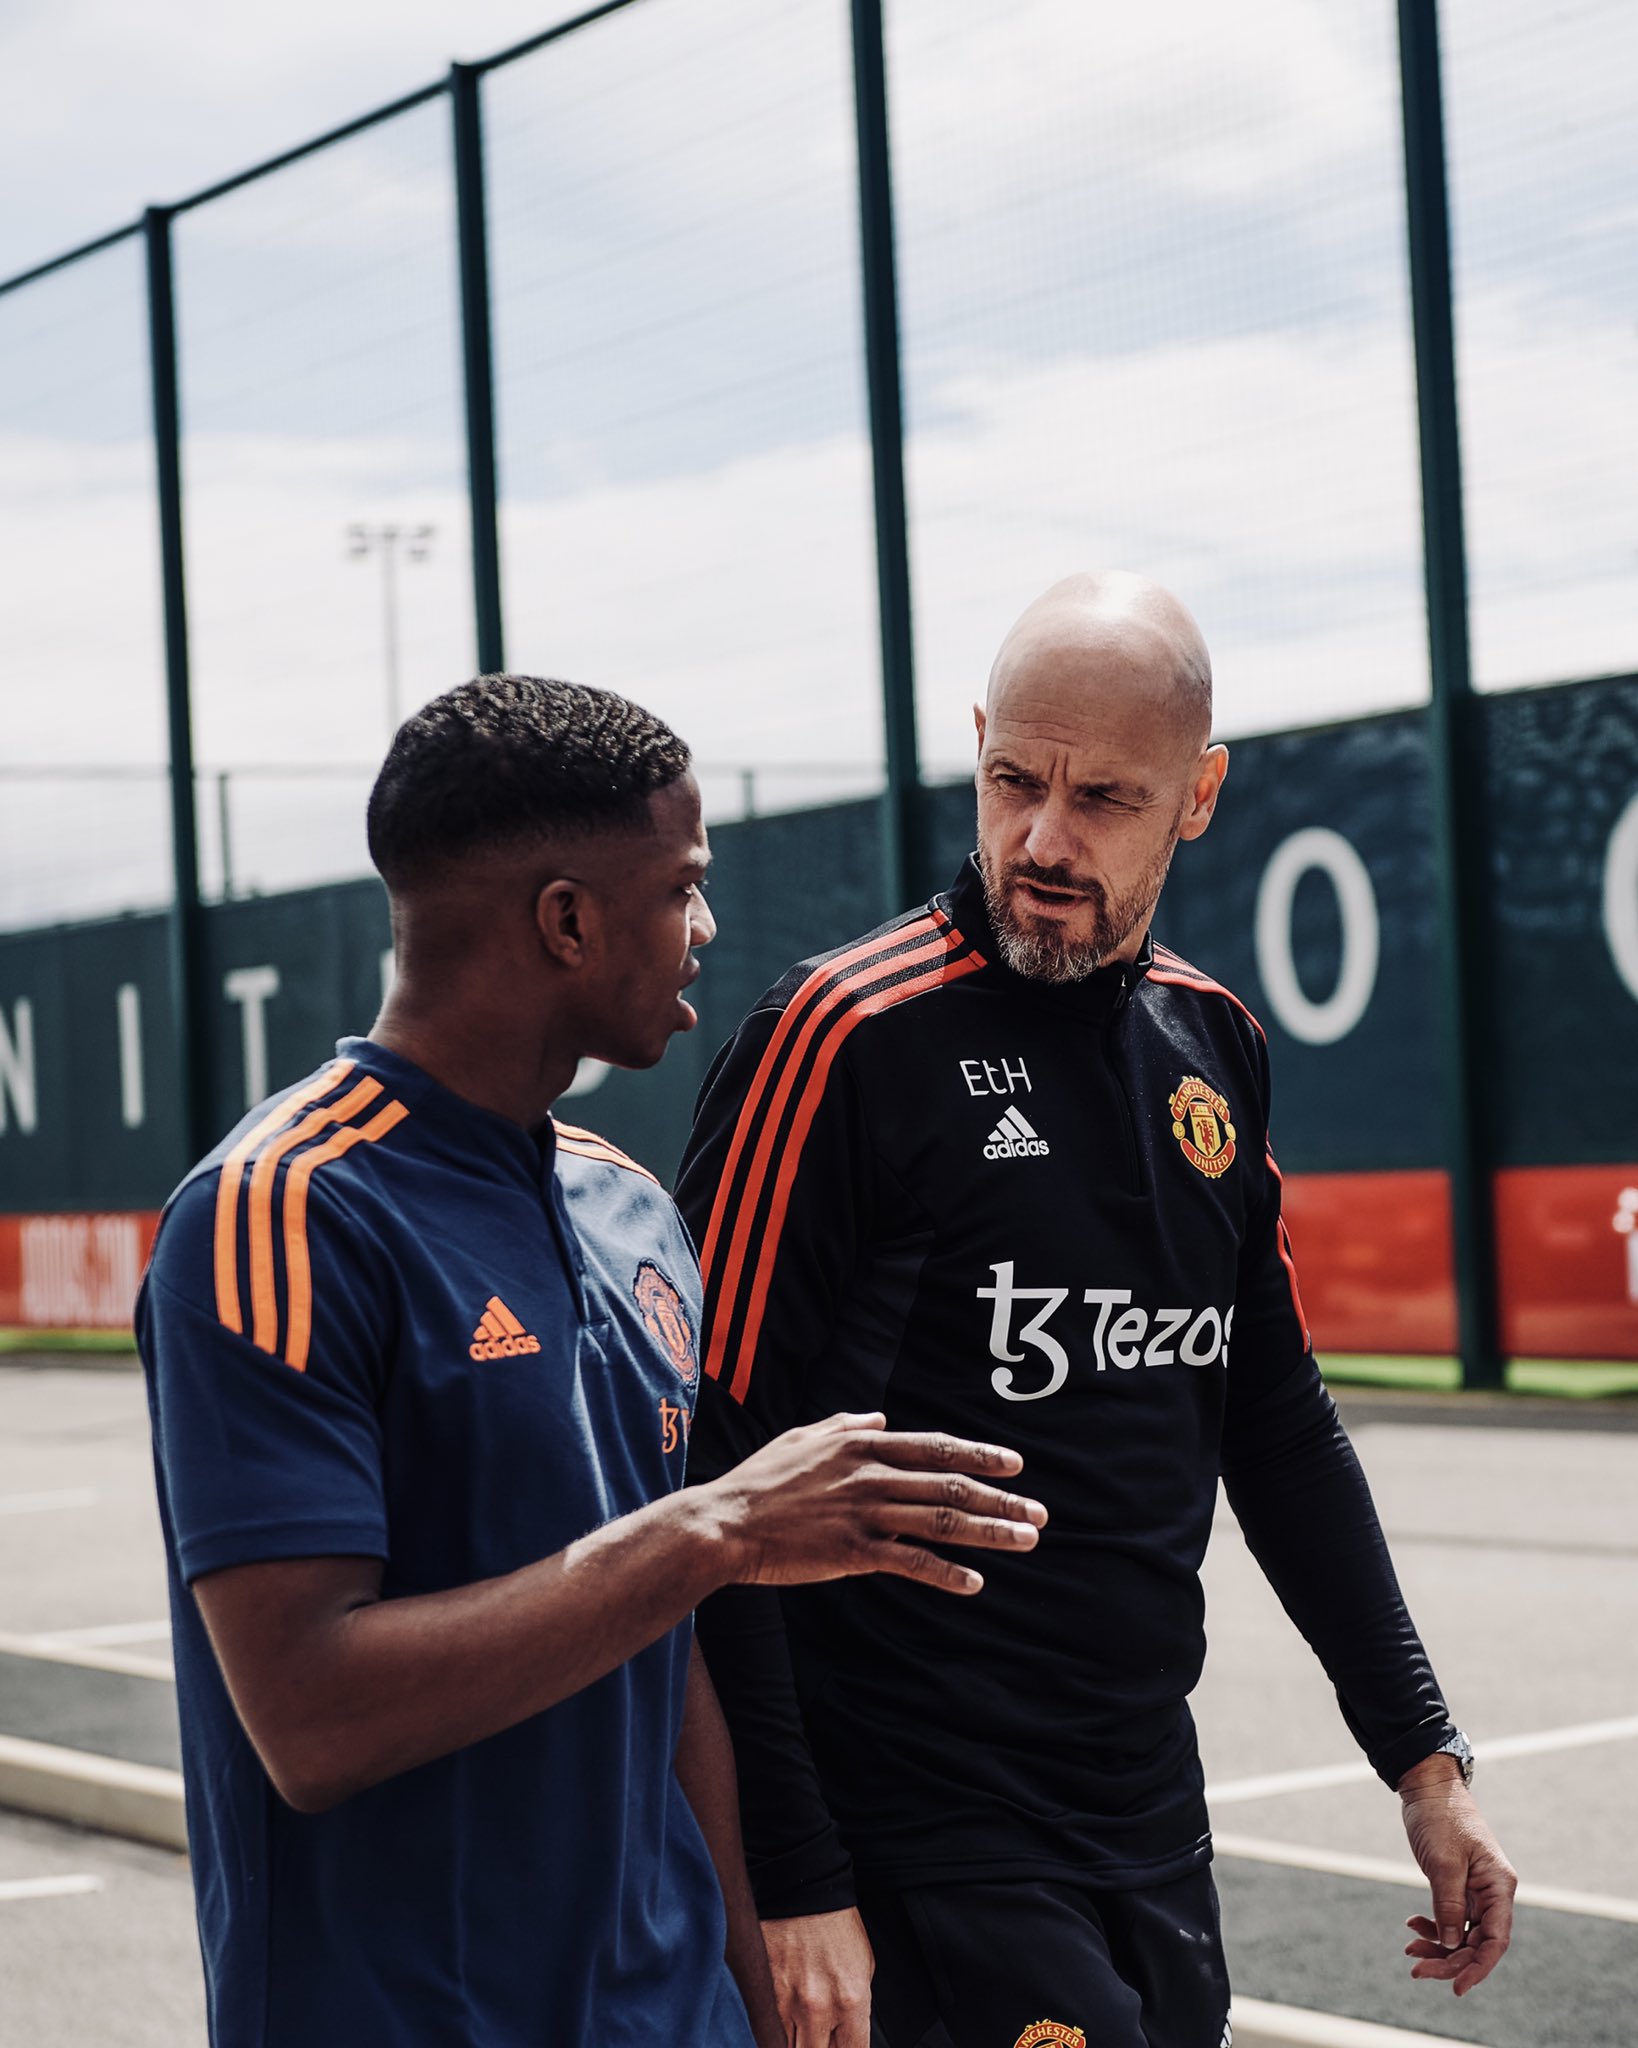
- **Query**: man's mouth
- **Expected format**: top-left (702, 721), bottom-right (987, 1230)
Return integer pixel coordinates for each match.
top-left (1012, 877), bottom-right (1092, 911)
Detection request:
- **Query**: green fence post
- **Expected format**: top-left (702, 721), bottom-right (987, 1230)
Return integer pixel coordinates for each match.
top-left (145, 206), bottom-right (213, 1163)
top-left (1396, 0), bottom-right (1503, 1389)
top-left (850, 0), bottom-right (922, 915)
top-left (451, 63), bottom-right (506, 677)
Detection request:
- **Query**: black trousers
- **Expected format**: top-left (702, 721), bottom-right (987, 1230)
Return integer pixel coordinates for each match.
top-left (859, 1867), bottom-right (1232, 2048)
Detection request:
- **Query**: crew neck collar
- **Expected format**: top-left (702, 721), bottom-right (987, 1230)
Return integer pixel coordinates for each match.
top-left (336, 1036), bottom-right (554, 1176)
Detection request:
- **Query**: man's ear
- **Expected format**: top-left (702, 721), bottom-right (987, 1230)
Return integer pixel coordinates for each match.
top-left (1177, 743), bottom-right (1229, 843)
top-left (535, 877), bottom-right (591, 967)
top-left (974, 703), bottom-right (987, 755)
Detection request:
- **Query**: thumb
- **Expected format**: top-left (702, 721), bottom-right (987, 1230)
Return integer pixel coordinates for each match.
top-left (1429, 1869), bottom-right (1469, 1950)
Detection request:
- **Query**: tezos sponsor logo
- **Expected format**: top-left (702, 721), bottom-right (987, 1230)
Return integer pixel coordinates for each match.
top-left (976, 1261), bottom-right (1234, 1400)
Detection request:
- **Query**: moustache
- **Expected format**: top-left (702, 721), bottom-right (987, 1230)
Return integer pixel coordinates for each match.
top-left (1005, 863), bottom-right (1105, 904)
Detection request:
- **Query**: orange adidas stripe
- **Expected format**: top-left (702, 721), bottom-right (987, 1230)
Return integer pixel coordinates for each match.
top-left (554, 1127), bottom-right (660, 1184)
top-left (730, 945), bottom-right (983, 1402)
top-left (281, 1099), bottom-right (409, 1371)
top-left (1146, 961), bottom-right (1268, 1042)
top-left (698, 917), bottom-right (940, 1283)
top-left (247, 1078), bottom-right (384, 1354)
top-left (1262, 1144), bottom-right (1311, 1346)
top-left (490, 1297), bottom-right (525, 1337)
top-left (703, 923), bottom-right (952, 1389)
top-left (213, 1059), bottom-right (354, 1335)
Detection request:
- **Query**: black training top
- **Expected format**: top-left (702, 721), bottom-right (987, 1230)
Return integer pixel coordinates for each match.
top-left (677, 858), bottom-right (1455, 1917)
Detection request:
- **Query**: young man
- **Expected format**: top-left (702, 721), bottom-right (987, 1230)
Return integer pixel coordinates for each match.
top-left (679, 575), bottom-right (1517, 2048)
top-left (138, 676), bottom-right (1045, 2048)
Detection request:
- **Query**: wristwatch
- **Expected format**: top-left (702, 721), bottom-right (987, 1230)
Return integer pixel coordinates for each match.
top-left (1433, 1728), bottom-right (1476, 1786)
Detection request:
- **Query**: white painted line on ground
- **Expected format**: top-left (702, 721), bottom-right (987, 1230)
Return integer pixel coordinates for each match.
top-left (0, 1488), bottom-right (99, 1516)
top-left (0, 1873), bottom-right (105, 1904)
top-left (1209, 1709), bottom-right (1638, 1805)
top-left (1477, 1712), bottom-right (1638, 1765)
top-left (29, 1619), bottom-right (172, 1649)
top-left (1215, 1831), bottom-right (1638, 1925)
top-left (1211, 1759), bottom-right (1376, 1803)
top-left (1230, 1997), bottom-right (1497, 2048)
top-left (0, 1733), bottom-right (186, 1852)
top-left (0, 1630), bottom-right (173, 1681)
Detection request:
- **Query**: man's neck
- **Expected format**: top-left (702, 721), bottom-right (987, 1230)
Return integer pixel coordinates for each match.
top-left (370, 999), bottom-right (581, 1133)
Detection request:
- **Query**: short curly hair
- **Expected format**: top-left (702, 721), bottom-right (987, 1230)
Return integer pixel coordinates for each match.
top-left (367, 674), bottom-right (691, 888)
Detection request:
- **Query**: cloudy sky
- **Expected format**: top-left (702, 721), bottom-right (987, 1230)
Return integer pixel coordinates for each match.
top-left (2, 0), bottom-right (1633, 924)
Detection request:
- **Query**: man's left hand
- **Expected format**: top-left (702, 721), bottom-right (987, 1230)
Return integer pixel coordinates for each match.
top-left (1397, 1753), bottom-right (1517, 1996)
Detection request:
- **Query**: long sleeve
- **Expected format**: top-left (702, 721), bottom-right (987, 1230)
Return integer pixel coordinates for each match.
top-left (677, 1004), bottom-right (874, 1917)
top-left (1220, 1031), bottom-right (1455, 1788)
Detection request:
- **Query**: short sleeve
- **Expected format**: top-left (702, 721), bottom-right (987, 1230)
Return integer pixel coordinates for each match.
top-left (138, 1173), bottom-right (391, 1584)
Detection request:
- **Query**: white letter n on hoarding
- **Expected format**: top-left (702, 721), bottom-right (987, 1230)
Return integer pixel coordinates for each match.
top-left (0, 998), bottom-right (37, 1135)
top-left (223, 966), bottom-right (280, 1109)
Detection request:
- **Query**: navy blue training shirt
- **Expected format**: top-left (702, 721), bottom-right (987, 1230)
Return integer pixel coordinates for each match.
top-left (137, 1038), bottom-right (751, 2048)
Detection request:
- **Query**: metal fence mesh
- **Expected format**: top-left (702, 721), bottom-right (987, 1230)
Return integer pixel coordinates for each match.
top-left (1, 0), bottom-right (1633, 925)
top-left (486, 0), bottom-right (883, 824)
top-left (0, 241), bottom-right (169, 930)
top-left (1443, 0), bottom-right (1638, 692)
top-left (174, 102), bottom-right (472, 902)
top-left (887, 0), bottom-right (1429, 776)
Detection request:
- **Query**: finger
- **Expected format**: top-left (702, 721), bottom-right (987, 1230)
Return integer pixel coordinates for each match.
top-left (1426, 1874), bottom-right (1469, 1953)
top-left (869, 1429), bottom-right (1024, 1477)
top-left (1453, 1933), bottom-right (1510, 1996)
top-left (869, 1503), bottom-right (1043, 1553)
top-left (863, 1469), bottom-right (1048, 1524)
top-left (869, 1542), bottom-right (985, 1594)
top-left (835, 2007), bottom-right (872, 2048)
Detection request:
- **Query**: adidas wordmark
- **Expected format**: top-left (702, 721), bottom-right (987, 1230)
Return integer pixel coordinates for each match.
top-left (983, 1105), bottom-right (1050, 1160)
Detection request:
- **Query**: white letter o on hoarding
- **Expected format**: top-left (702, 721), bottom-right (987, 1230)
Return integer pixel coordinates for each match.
top-left (1606, 790), bottom-right (1638, 1004)
top-left (1254, 827), bottom-right (1380, 1046)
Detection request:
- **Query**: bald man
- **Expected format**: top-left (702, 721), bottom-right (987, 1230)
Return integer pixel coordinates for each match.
top-left (677, 577), bottom-right (1515, 2048)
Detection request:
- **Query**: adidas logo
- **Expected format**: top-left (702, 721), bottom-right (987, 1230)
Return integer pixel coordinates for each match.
top-left (983, 1105), bottom-right (1050, 1160)
top-left (469, 1295), bottom-right (542, 1361)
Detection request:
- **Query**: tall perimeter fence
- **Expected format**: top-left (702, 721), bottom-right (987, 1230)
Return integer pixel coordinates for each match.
top-left (1, 0), bottom-right (1635, 1381)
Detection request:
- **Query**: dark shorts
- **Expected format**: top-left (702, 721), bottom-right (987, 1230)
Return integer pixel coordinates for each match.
top-left (859, 1867), bottom-right (1232, 2048)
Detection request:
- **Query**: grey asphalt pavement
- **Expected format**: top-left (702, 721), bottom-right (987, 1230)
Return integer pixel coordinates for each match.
top-left (0, 1806), bottom-right (203, 2048)
top-left (2, 1359), bottom-right (1636, 2045)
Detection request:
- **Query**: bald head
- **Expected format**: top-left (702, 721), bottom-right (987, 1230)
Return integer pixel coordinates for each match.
top-left (986, 570), bottom-right (1213, 756)
top-left (973, 571), bottom-right (1227, 981)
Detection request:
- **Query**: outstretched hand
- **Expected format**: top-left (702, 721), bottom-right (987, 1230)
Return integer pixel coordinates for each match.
top-left (1398, 1759), bottom-right (1517, 1996)
top-left (708, 1411), bottom-right (1047, 1596)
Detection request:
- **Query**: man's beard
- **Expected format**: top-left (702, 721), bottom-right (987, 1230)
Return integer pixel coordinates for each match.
top-left (979, 839), bottom-right (1178, 984)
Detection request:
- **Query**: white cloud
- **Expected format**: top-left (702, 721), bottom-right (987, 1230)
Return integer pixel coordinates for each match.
top-left (6, 285), bottom-right (1634, 924)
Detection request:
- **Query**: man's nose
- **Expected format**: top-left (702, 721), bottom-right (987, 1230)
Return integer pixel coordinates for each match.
top-left (1022, 795), bottom-right (1080, 873)
top-left (691, 894), bottom-right (718, 949)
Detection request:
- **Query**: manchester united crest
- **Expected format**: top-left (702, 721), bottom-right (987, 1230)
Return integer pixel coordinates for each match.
top-left (633, 1261), bottom-right (699, 1390)
top-left (1169, 1076), bottom-right (1236, 1178)
top-left (1013, 2024), bottom-right (1086, 2048)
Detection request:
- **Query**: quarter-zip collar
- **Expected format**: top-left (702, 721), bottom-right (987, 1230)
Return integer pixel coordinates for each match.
top-left (940, 854), bottom-right (1152, 1026)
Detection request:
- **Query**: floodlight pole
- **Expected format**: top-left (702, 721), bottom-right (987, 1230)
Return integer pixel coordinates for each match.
top-left (347, 523), bottom-right (436, 737)
top-left (850, 0), bottom-right (923, 916)
top-left (1397, 0), bottom-right (1502, 1389)
top-left (145, 206), bottom-right (214, 1163)
top-left (451, 62), bottom-right (506, 676)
